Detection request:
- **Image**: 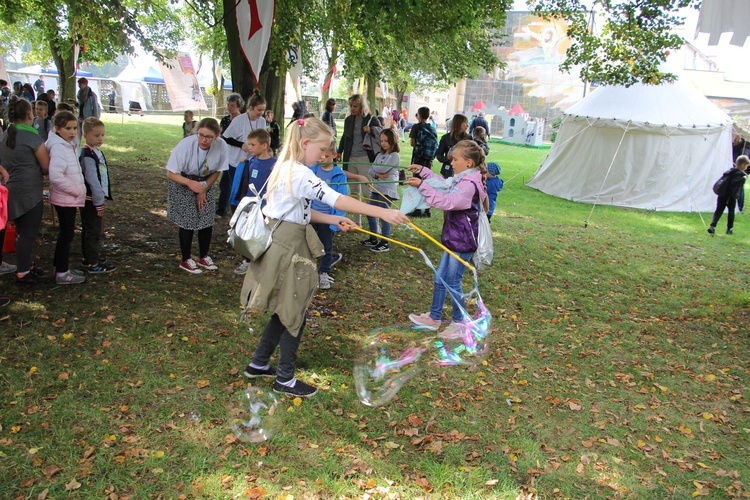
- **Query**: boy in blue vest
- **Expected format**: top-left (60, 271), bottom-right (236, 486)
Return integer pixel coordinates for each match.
top-left (80, 117), bottom-right (115, 273)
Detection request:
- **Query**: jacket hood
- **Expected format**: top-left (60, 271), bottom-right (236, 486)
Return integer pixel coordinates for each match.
top-left (45, 132), bottom-right (79, 150)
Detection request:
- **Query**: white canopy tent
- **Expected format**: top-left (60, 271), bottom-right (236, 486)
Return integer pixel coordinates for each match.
top-left (527, 81), bottom-right (734, 212)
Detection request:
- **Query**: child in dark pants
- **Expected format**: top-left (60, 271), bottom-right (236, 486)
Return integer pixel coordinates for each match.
top-left (80, 117), bottom-right (115, 273)
top-left (708, 155), bottom-right (748, 236)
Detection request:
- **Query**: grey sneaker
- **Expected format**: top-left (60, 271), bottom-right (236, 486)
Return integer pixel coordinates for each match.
top-left (319, 272), bottom-right (333, 289)
top-left (234, 261), bottom-right (250, 275)
top-left (0, 262), bottom-right (17, 275)
top-left (56, 270), bottom-right (86, 285)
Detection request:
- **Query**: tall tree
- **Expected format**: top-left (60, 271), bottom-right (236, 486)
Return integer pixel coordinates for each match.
top-left (183, 0), bottom-right (230, 116)
top-left (0, 0), bottom-right (181, 100)
top-left (528, 0), bottom-right (701, 86)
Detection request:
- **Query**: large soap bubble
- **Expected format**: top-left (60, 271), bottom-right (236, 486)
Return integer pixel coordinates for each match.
top-left (432, 291), bottom-right (492, 366)
top-left (229, 387), bottom-right (281, 442)
top-left (354, 325), bottom-right (427, 407)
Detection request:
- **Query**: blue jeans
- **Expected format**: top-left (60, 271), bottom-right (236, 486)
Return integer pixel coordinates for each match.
top-left (430, 250), bottom-right (474, 322)
top-left (312, 223), bottom-right (334, 274)
top-left (366, 193), bottom-right (394, 238)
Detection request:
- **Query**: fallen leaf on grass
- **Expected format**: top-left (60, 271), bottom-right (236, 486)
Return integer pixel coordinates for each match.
top-left (65, 478), bottom-right (81, 491)
top-left (44, 465), bottom-right (62, 478)
top-left (485, 479), bottom-right (499, 486)
top-left (569, 402), bottom-right (583, 411)
top-left (37, 488), bottom-right (49, 500)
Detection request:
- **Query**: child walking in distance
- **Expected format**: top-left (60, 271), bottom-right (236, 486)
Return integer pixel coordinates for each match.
top-left (47, 111), bottom-right (86, 284)
top-left (310, 139), bottom-right (349, 289)
top-left (405, 140), bottom-right (488, 335)
top-left (166, 118), bottom-right (228, 273)
top-left (485, 161), bottom-right (503, 222)
top-left (80, 117), bottom-right (115, 273)
top-left (708, 155), bottom-right (748, 235)
top-left (265, 109), bottom-right (280, 156)
top-left (361, 128), bottom-right (400, 253)
top-left (229, 128), bottom-right (276, 276)
top-left (241, 117), bottom-right (409, 397)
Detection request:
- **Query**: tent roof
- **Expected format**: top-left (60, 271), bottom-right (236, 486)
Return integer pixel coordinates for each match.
top-left (508, 103), bottom-right (525, 116)
top-left (563, 81), bottom-right (732, 128)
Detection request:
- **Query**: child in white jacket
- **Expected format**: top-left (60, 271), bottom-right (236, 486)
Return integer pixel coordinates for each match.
top-left (47, 111), bottom-right (86, 285)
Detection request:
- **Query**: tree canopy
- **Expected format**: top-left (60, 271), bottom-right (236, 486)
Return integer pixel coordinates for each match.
top-left (0, 0), bottom-right (181, 99)
top-left (528, 0), bottom-right (701, 86)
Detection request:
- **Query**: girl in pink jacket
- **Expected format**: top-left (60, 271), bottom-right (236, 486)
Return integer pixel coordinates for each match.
top-left (47, 111), bottom-right (86, 285)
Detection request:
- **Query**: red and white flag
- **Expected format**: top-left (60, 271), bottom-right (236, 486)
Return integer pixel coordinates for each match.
top-left (321, 64), bottom-right (337, 93)
top-left (236, 0), bottom-right (276, 84)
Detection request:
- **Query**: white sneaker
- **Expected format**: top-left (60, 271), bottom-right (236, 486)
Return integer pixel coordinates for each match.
top-left (234, 261), bottom-right (250, 275)
top-left (319, 272), bottom-right (334, 289)
top-left (0, 261), bottom-right (17, 275)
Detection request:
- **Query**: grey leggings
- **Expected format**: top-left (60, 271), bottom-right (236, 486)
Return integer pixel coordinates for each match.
top-left (14, 201), bottom-right (44, 273)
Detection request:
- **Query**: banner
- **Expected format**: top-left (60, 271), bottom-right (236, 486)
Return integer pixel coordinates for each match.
top-left (287, 46), bottom-right (301, 101)
top-left (237, 0), bottom-right (276, 84)
top-left (0, 58), bottom-right (8, 84)
top-left (159, 52), bottom-right (208, 111)
top-left (321, 64), bottom-right (337, 94)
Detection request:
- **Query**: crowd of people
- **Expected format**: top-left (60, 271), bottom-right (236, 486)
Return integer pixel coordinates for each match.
top-left (0, 77), bottom-right (112, 308)
top-left (1, 83), bottom-right (497, 396)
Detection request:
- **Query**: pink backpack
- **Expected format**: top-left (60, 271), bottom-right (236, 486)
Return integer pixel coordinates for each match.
top-left (0, 185), bottom-right (8, 230)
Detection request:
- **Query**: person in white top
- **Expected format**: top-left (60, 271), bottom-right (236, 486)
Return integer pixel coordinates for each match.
top-left (240, 117), bottom-right (409, 398)
top-left (166, 118), bottom-right (229, 274)
top-left (218, 89), bottom-right (267, 217)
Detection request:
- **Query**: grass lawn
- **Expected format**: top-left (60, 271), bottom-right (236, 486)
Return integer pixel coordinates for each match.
top-left (1, 113), bottom-right (748, 499)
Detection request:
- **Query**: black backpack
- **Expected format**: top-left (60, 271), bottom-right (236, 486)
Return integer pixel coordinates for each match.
top-left (712, 172), bottom-right (731, 196)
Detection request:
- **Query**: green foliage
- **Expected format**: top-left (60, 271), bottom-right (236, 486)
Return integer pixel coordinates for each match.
top-left (0, 0), bottom-right (181, 98)
top-left (529, 0), bottom-right (701, 86)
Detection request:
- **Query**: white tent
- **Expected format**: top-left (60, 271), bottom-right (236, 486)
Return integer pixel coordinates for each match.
top-left (526, 81), bottom-right (734, 212)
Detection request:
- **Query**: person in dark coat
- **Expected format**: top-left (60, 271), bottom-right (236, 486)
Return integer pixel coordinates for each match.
top-left (708, 155), bottom-right (748, 236)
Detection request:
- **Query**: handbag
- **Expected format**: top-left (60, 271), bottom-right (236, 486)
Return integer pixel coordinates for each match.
top-left (227, 182), bottom-right (295, 262)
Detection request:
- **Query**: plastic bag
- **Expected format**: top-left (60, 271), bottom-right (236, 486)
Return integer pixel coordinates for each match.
top-left (472, 204), bottom-right (494, 271)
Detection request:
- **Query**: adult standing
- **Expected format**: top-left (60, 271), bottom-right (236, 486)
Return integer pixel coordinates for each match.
top-left (216, 93), bottom-right (244, 215)
top-left (0, 98), bottom-right (50, 284)
top-left (469, 111), bottom-right (490, 138)
top-left (46, 90), bottom-right (57, 116)
top-left (166, 118), bottom-right (228, 273)
top-left (436, 114), bottom-right (471, 178)
top-left (337, 94), bottom-right (381, 202)
top-left (321, 98), bottom-right (337, 139)
top-left (76, 78), bottom-right (100, 134)
top-left (33, 75), bottom-right (45, 96)
top-left (218, 90), bottom-right (266, 217)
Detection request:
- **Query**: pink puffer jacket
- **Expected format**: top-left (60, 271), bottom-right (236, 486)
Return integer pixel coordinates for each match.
top-left (47, 132), bottom-right (85, 207)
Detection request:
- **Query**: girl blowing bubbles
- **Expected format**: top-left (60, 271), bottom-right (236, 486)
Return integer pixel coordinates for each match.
top-left (406, 140), bottom-right (488, 337)
top-left (47, 110), bottom-right (86, 285)
top-left (240, 117), bottom-right (409, 397)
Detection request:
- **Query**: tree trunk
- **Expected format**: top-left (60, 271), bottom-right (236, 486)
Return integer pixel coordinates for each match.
top-left (50, 37), bottom-right (76, 102)
top-left (258, 34), bottom-right (285, 142)
top-left (223, 0), bottom-right (256, 100)
top-left (365, 74), bottom-right (377, 114)
top-left (394, 85), bottom-right (406, 112)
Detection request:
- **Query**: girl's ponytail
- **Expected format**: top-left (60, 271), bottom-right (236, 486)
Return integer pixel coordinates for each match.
top-left (5, 96), bottom-right (31, 150)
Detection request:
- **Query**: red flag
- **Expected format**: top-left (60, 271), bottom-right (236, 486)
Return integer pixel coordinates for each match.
top-left (321, 64), bottom-right (337, 93)
top-left (236, 0), bottom-right (276, 85)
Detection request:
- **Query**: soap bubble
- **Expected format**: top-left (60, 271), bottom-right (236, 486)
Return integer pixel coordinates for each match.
top-left (229, 387), bottom-right (280, 442)
top-left (354, 325), bottom-right (427, 406)
top-left (432, 294), bottom-right (491, 366)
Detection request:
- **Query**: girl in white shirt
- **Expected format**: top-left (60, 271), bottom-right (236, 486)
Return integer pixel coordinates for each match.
top-left (240, 117), bottom-right (409, 398)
